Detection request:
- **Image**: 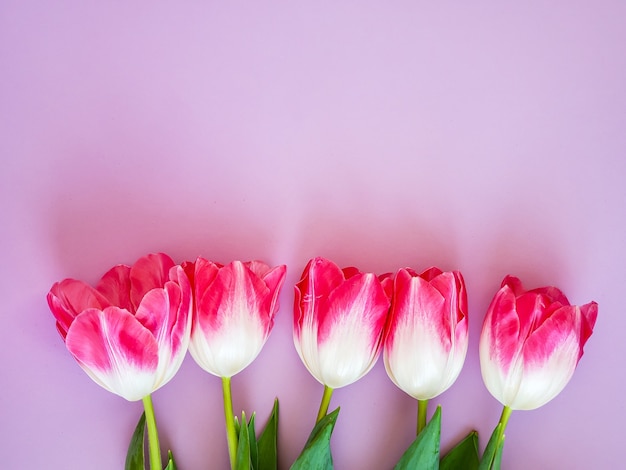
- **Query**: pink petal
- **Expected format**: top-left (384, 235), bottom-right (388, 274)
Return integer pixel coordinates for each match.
top-left (190, 261), bottom-right (276, 377)
top-left (341, 266), bottom-right (361, 279)
top-left (382, 270), bottom-right (407, 345)
top-left (309, 258), bottom-right (347, 295)
top-left (484, 284), bottom-right (521, 373)
top-left (47, 280), bottom-right (109, 338)
top-left (135, 286), bottom-right (178, 348)
top-left (501, 275), bottom-right (525, 296)
top-left (66, 308), bottom-right (159, 401)
top-left (419, 266), bottom-right (444, 282)
top-left (261, 264), bottom-right (287, 316)
top-left (390, 271), bottom-right (449, 350)
top-left (134, 265), bottom-right (192, 387)
top-left (136, 266), bottom-right (190, 349)
top-left (429, 270), bottom-right (466, 325)
top-left (245, 260), bottom-right (272, 278)
top-left (579, 301), bottom-right (598, 353)
top-left (530, 285), bottom-right (570, 306)
top-left (261, 264), bottom-right (287, 293)
top-left (403, 267), bottom-right (419, 277)
top-left (167, 265), bottom-right (193, 359)
top-left (293, 285), bottom-right (305, 334)
top-left (505, 305), bottom-right (585, 409)
top-left (522, 305), bottom-right (580, 367)
top-left (378, 272), bottom-right (394, 300)
top-left (385, 269), bottom-right (416, 342)
top-left (319, 272), bottom-right (390, 347)
top-left (130, 253), bottom-right (176, 310)
top-left (196, 261), bottom-right (272, 336)
top-left (315, 273), bottom-right (390, 387)
top-left (514, 292), bottom-right (553, 341)
top-left (454, 271), bottom-right (469, 324)
top-left (294, 258), bottom-right (345, 334)
top-left (96, 265), bottom-right (132, 311)
top-left (181, 260), bottom-right (196, 288)
top-left (192, 258), bottom-right (220, 307)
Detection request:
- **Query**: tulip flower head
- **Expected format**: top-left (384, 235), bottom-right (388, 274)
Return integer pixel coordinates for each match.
top-left (479, 275), bottom-right (598, 410)
top-left (293, 257), bottom-right (392, 389)
top-left (47, 253), bottom-right (193, 401)
top-left (184, 258), bottom-right (287, 378)
top-left (384, 267), bottom-right (469, 400)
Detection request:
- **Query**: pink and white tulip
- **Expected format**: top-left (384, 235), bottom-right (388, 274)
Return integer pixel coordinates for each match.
top-left (383, 267), bottom-right (468, 400)
top-left (184, 258), bottom-right (287, 378)
top-left (47, 253), bottom-right (192, 401)
top-left (479, 275), bottom-right (598, 410)
top-left (293, 257), bottom-right (392, 389)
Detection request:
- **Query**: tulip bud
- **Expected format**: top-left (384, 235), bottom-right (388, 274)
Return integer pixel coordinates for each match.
top-left (185, 258), bottom-right (287, 378)
top-left (384, 267), bottom-right (469, 400)
top-left (47, 253), bottom-right (192, 401)
top-left (293, 257), bottom-right (392, 389)
top-left (479, 275), bottom-right (597, 410)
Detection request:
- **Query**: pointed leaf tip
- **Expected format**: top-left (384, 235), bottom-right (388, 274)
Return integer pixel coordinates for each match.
top-left (440, 430), bottom-right (479, 470)
top-left (125, 412), bottom-right (146, 470)
top-left (290, 407), bottom-right (340, 470)
top-left (248, 413), bottom-right (258, 470)
top-left (394, 406), bottom-right (441, 470)
top-left (478, 424), bottom-right (505, 470)
top-left (236, 411), bottom-right (252, 470)
top-left (163, 450), bottom-right (177, 470)
top-left (258, 399), bottom-right (280, 470)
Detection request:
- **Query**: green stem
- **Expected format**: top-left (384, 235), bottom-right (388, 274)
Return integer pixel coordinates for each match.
top-left (495, 405), bottom-right (512, 450)
top-left (142, 395), bottom-right (162, 470)
top-left (222, 376), bottom-right (237, 470)
top-left (316, 385), bottom-right (334, 423)
top-left (417, 399), bottom-right (429, 435)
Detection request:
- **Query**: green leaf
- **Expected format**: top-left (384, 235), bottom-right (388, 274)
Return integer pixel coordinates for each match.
top-left (125, 412), bottom-right (146, 470)
top-left (393, 405), bottom-right (442, 470)
top-left (163, 450), bottom-right (177, 470)
top-left (440, 431), bottom-right (479, 470)
top-left (236, 411), bottom-right (252, 470)
top-left (290, 407), bottom-right (340, 470)
top-left (248, 413), bottom-right (258, 470)
top-left (235, 415), bottom-right (241, 437)
top-left (478, 424), bottom-right (504, 470)
top-left (257, 399), bottom-right (279, 470)
top-left (491, 440), bottom-right (504, 470)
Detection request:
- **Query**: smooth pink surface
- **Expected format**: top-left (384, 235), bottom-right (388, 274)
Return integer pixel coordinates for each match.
top-left (1, 1), bottom-right (624, 468)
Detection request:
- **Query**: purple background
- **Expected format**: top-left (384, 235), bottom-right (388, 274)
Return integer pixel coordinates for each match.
top-left (1, 1), bottom-right (625, 468)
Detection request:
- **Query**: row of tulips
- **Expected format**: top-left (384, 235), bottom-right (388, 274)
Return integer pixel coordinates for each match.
top-left (47, 253), bottom-right (598, 469)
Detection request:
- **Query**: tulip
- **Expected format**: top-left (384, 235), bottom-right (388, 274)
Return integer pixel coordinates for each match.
top-left (293, 257), bottom-right (392, 422)
top-left (183, 257), bottom-right (286, 469)
top-left (480, 275), bottom-right (597, 410)
top-left (47, 253), bottom-right (192, 470)
top-left (48, 252), bottom-right (192, 400)
top-left (479, 275), bottom-right (597, 467)
top-left (184, 258), bottom-right (287, 377)
top-left (383, 267), bottom-right (468, 434)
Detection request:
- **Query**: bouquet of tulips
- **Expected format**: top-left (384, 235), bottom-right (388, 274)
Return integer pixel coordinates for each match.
top-left (47, 253), bottom-right (597, 469)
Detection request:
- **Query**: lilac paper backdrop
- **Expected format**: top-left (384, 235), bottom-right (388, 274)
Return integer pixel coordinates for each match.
top-left (1, 1), bottom-right (625, 468)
